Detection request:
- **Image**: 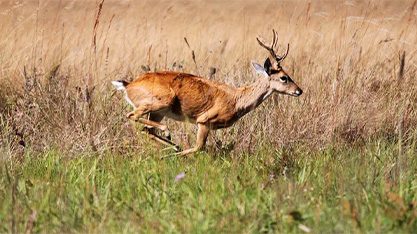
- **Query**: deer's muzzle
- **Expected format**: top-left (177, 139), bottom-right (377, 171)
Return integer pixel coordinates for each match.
top-left (293, 88), bottom-right (303, 96)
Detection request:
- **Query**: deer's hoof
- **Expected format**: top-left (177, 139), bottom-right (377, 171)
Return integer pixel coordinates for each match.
top-left (126, 112), bottom-right (134, 119)
top-left (173, 145), bottom-right (181, 152)
top-left (164, 131), bottom-right (171, 141)
top-left (126, 112), bottom-right (139, 121)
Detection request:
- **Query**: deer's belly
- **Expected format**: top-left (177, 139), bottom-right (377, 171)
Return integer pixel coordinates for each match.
top-left (162, 110), bottom-right (238, 128)
top-left (162, 103), bottom-right (239, 129)
top-left (211, 118), bottom-right (239, 129)
top-left (164, 110), bottom-right (194, 122)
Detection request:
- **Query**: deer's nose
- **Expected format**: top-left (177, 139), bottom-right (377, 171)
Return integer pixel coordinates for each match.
top-left (294, 88), bottom-right (303, 96)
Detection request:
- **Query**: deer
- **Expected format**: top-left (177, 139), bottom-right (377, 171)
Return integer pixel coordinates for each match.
top-left (112, 30), bottom-right (303, 156)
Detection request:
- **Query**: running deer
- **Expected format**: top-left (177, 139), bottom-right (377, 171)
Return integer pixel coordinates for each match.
top-left (112, 30), bottom-right (302, 156)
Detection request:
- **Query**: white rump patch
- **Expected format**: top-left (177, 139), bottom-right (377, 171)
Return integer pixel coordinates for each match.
top-left (111, 81), bottom-right (126, 91)
top-left (111, 80), bottom-right (135, 108)
top-left (124, 94), bottom-right (135, 108)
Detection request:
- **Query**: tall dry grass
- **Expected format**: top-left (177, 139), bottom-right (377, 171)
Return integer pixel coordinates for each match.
top-left (0, 0), bottom-right (416, 156)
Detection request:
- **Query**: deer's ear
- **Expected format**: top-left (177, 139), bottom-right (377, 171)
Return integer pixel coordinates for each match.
top-left (263, 57), bottom-right (272, 75)
top-left (251, 61), bottom-right (269, 78)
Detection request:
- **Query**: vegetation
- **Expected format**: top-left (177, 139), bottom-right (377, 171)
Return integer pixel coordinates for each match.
top-left (0, 0), bottom-right (416, 233)
top-left (1, 140), bottom-right (417, 233)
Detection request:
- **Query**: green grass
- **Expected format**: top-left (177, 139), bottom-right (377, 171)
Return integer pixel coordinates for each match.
top-left (1, 139), bottom-right (416, 233)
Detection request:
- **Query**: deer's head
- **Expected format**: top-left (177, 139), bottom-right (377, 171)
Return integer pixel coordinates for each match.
top-left (252, 30), bottom-right (302, 97)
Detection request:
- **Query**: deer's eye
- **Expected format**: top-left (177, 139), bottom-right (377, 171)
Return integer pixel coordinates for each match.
top-left (279, 76), bottom-right (288, 83)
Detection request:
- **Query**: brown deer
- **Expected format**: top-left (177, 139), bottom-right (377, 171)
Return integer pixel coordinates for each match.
top-left (112, 30), bottom-right (302, 156)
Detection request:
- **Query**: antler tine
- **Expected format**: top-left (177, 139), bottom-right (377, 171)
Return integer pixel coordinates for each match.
top-left (256, 37), bottom-right (269, 50)
top-left (279, 43), bottom-right (290, 61)
top-left (272, 29), bottom-right (278, 49)
top-left (256, 37), bottom-right (277, 59)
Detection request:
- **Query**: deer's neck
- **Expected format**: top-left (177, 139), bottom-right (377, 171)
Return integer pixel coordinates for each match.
top-left (234, 79), bottom-right (272, 117)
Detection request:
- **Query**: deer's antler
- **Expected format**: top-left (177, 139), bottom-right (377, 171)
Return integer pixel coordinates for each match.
top-left (256, 29), bottom-right (289, 64)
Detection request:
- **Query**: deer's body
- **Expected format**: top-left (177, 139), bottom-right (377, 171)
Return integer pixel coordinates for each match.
top-left (123, 71), bottom-right (270, 130)
top-left (112, 30), bottom-right (303, 156)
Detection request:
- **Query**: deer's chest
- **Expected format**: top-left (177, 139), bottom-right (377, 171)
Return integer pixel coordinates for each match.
top-left (205, 108), bottom-right (240, 129)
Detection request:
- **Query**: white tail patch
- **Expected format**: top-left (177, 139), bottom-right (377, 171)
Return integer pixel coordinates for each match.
top-left (111, 81), bottom-right (126, 91)
top-left (111, 80), bottom-right (135, 108)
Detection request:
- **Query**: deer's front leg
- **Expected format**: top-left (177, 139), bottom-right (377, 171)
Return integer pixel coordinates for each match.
top-left (196, 108), bottom-right (219, 124)
top-left (176, 123), bottom-right (210, 156)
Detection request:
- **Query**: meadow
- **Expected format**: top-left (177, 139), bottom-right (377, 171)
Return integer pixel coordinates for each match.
top-left (0, 0), bottom-right (417, 232)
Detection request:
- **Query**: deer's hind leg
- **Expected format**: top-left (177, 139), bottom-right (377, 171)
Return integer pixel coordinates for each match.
top-left (174, 123), bottom-right (210, 156)
top-left (127, 103), bottom-right (169, 132)
top-left (143, 113), bottom-right (177, 146)
top-left (127, 103), bottom-right (179, 151)
top-left (144, 113), bottom-right (171, 139)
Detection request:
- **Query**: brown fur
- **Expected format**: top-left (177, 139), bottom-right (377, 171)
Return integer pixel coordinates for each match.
top-left (127, 72), bottom-right (240, 129)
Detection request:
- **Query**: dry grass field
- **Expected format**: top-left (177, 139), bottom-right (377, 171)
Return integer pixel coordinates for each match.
top-left (0, 0), bottom-right (417, 232)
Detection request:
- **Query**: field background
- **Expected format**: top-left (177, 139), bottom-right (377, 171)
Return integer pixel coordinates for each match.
top-left (0, 0), bottom-right (417, 233)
